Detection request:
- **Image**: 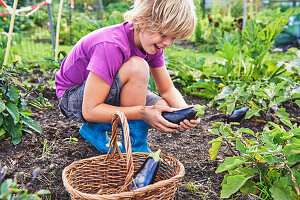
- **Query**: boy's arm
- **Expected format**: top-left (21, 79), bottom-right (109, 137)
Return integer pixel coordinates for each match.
top-left (150, 66), bottom-right (188, 108)
top-left (150, 66), bottom-right (200, 131)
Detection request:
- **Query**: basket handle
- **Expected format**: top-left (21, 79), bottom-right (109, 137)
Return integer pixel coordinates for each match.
top-left (104, 111), bottom-right (135, 192)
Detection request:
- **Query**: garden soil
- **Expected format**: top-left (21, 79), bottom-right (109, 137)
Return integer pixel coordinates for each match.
top-left (0, 86), bottom-right (298, 200)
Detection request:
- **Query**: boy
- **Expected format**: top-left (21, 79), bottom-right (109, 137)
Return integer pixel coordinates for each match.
top-left (55, 0), bottom-right (200, 153)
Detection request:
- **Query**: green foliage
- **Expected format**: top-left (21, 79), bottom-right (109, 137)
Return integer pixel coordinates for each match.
top-left (165, 55), bottom-right (198, 88)
top-left (64, 10), bottom-right (125, 44)
top-left (201, 10), bottom-right (299, 119)
top-left (37, 51), bottom-right (67, 81)
top-left (209, 116), bottom-right (300, 199)
top-left (242, 14), bottom-right (290, 80)
top-left (215, 78), bottom-right (299, 118)
top-left (0, 167), bottom-right (51, 199)
top-left (0, 63), bottom-right (51, 145)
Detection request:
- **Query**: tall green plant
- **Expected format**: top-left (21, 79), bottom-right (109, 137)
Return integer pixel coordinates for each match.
top-left (242, 12), bottom-right (291, 80)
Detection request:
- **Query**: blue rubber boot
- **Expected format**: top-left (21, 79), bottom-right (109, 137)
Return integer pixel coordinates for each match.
top-left (120, 120), bottom-right (152, 153)
top-left (79, 122), bottom-right (118, 153)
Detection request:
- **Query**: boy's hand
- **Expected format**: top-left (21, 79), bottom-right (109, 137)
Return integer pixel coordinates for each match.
top-left (141, 105), bottom-right (179, 133)
top-left (178, 118), bottom-right (200, 131)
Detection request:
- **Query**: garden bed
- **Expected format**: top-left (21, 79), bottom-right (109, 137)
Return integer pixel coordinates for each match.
top-left (2, 86), bottom-right (287, 199)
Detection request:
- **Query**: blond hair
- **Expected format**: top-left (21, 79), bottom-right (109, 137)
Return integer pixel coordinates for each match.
top-left (124, 0), bottom-right (196, 40)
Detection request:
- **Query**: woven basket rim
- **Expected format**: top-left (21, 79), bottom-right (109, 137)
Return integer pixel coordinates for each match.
top-left (62, 152), bottom-right (185, 198)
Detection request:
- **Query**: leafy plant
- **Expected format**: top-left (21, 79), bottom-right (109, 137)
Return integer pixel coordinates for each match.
top-left (165, 55), bottom-right (197, 88)
top-left (0, 166), bottom-right (51, 199)
top-left (215, 78), bottom-right (299, 119)
top-left (0, 63), bottom-right (51, 145)
top-left (242, 14), bottom-right (290, 80)
top-left (208, 115), bottom-right (300, 199)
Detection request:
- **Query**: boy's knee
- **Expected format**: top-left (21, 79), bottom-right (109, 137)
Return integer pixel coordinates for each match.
top-left (127, 56), bottom-right (149, 74)
top-left (120, 56), bottom-right (149, 82)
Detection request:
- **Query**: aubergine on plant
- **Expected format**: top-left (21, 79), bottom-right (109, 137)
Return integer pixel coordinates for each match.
top-left (162, 105), bottom-right (206, 125)
top-left (131, 149), bottom-right (162, 190)
top-left (225, 107), bottom-right (249, 123)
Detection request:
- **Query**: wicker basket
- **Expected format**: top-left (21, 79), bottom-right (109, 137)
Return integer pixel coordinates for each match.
top-left (62, 111), bottom-right (185, 200)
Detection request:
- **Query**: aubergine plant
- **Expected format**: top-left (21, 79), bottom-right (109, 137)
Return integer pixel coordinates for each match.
top-left (215, 78), bottom-right (299, 120)
top-left (0, 63), bottom-right (51, 145)
top-left (208, 113), bottom-right (300, 199)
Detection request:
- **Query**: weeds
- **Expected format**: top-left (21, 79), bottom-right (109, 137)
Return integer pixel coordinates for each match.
top-left (41, 139), bottom-right (55, 158)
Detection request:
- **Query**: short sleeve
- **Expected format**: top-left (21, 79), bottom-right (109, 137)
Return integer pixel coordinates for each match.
top-left (87, 43), bottom-right (125, 86)
top-left (148, 49), bottom-right (164, 68)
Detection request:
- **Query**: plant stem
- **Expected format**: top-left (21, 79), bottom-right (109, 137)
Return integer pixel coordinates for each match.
top-left (285, 163), bottom-right (300, 195)
top-left (224, 139), bottom-right (238, 156)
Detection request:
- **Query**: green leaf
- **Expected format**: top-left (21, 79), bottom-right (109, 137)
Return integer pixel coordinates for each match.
top-left (0, 99), bottom-right (5, 112)
top-left (209, 129), bottom-right (220, 135)
top-left (238, 128), bottom-right (254, 136)
top-left (240, 180), bottom-right (257, 195)
top-left (284, 142), bottom-right (300, 156)
top-left (280, 131), bottom-right (294, 140)
top-left (245, 106), bottom-right (260, 119)
top-left (212, 122), bottom-right (223, 128)
top-left (226, 95), bottom-right (237, 116)
top-left (36, 189), bottom-right (51, 195)
top-left (220, 175), bottom-right (252, 198)
top-left (295, 100), bottom-right (300, 107)
top-left (194, 104), bottom-right (206, 118)
top-left (5, 103), bottom-right (20, 124)
top-left (21, 114), bottom-right (42, 134)
top-left (276, 108), bottom-right (290, 119)
top-left (236, 140), bottom-right (247, 154)
top-left (6, 86), bottom-right (20, 103)
top-left (264, 155), bottom-right (282, 163)
top-left (209, 137), bottom-right (223, 160)
top-left (293, 170), bottom-right (300, 187)
top-left (0, 179), bottom-right (13, 194)
top-left (279, 117), bottom-right (293, 129)
top-left (11, 122), bottom-right (22, 145)
top-left (0, 128), bottom-right (6, 139)
top-left (214, 86), bottom-right (234, 101)
top-left (235, 167), bottom-right (255, 177)
top-left (270, 177), bottom-right (295, 200)
top-left (216, 156), bottom-right (245, 173)
top-left (287, 154), bottom-right (300, 165)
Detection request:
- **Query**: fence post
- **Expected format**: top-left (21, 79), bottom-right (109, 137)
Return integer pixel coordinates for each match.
top-left (47, 3), bottom-right (55, 56)
top-left (55, 0), bottom-right (64, 61)
top-left (243, 0), bottom-right (247, 29)
top-left (3, 0), bottom-right (19, 65)
top-left (97, 0), bottom-right (103, 19)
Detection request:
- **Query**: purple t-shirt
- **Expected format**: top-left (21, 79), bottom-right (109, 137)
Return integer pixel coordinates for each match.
top-left (55, 22), bottom-right (164, 98)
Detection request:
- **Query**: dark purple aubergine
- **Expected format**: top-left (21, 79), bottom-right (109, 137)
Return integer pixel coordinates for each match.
top-left (131, 149), bottom-right (161, 190)
top-left (225, 107), bottom-right (249, 123)
top-left (162, 107), bottom-right (197, 124)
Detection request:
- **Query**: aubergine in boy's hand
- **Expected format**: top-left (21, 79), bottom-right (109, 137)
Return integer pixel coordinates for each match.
top-left (162, 104), bottom-right (206, 125)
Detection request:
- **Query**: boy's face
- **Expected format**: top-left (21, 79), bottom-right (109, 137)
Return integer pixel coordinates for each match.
top-left (134, 29), bottom-right (175, 55)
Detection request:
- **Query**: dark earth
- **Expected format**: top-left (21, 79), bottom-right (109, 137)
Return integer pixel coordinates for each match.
top-left (0, 82), bottom-right (299, 199)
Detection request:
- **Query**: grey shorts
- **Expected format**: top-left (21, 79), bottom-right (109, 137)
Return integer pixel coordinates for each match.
top-left (58, 72), bottom-right (162, 123)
